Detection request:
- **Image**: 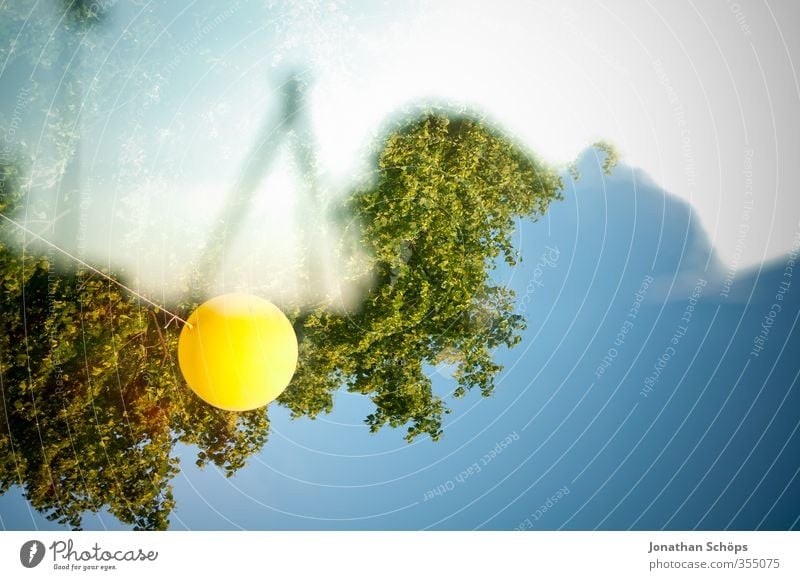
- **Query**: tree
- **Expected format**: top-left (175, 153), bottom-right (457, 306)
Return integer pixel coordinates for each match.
top-left (0, 112), bottom-right (563, 529)
top-left (279, 112), bottom-right (563, 441)
top-left (0, 166), bottom-right (270, 529)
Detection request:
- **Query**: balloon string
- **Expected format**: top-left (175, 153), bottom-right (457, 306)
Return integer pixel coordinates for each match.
top-left (0, 213), bottom-right (193, 329)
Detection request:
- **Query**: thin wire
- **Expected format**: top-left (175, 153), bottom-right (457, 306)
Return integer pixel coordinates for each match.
top-left (0, 213), bottom-right (193, 329)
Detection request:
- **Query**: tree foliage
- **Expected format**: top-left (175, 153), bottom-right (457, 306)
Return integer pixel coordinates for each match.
top-left (0, 167), bottom-right (270, 529)
top-left (279, 113), bottom-right (563, 441)
top-left (0, 113), bottom-right (562, 529)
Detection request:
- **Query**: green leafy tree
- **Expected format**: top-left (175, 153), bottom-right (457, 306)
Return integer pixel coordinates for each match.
top-left (0, 2), bottom-right (297, 529)
top-left (0, 167), bottom-right (270, 529)
top-left (279, 113), bottom-right (563, 441)
top-left (0, 111), bottom-right (563, 528)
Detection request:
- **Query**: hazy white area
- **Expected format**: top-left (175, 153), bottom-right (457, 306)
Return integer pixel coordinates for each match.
top-left (8, 0), bottom-right (800, 306)
top-left (304, 0), bottom-right (800, 271)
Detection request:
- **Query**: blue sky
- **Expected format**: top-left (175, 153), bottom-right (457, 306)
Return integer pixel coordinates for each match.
top-left (3, 149), bottom-right (798, 530)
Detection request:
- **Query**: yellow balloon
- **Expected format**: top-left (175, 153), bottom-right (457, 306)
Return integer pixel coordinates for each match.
top-left (178, 294), bottom-right (298, 411)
